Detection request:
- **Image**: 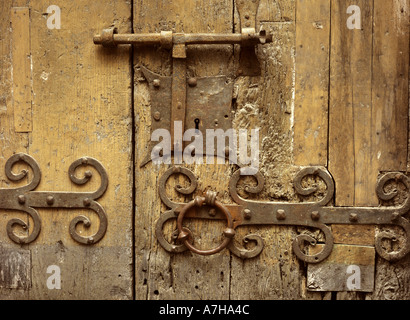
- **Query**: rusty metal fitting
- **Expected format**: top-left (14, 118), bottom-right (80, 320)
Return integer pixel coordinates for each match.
top-left (311, 211), bottom-right (320, 221)
top-left (204, 190), bottom-right (217, 206)
top-left (177, 194), bottom-right (235, 256)
top-left (46, 196), bottom-right (55, 206)
top-left (223, 228), bottom-right (236, 239)
top-left (193, 196), bottom-right (205, 207)
top-left (187, 77), bottom-right (197, 87)
top-left (17, 195), bottom-right (26, 205)
top-left (243, 208), bottom-right (252, 220)
top-left (391, 212), bottom-right (400, 222)
top-left (160, 31), bottom-right (173, 49)
top-left (349, 213), bottom-right (359, 222)
top-left (276, 209), bottom-right (286, 221)
top-left (95, 27), bottom-right (118, 48)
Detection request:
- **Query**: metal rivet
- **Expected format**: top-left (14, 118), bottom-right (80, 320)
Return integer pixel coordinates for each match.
top-left (84, 170), bottom-right (92, 179)
top-left (392, 212), bottom-right (400, 222)
top-left (87, 237), bottom-right (94, 244)
top-left (188, 77), bottom-right (197, 87)
top-left (243, 209), bottom-right (252, 220)
top-left (209, 208), bottom-right (216, 217)
top-left (83, 198), bottom-right (91, 207)
top-left (18, 195), bottom-right (26, 205)
top-left (46, 196), bottom-right (55, 205)
top-left (81, 157), bottom-right (88, 165)
top-left (245, 14), bottom-right (250, 19)
top-left (277, 209), bottom-right (286, 220)
top-left (224, 228), bottom-right (236, 239)
top-left (153, 79), bottom-right (160, 87)
top-left (349, 213), bottom-right (358, 222)
top-left (311, 211), bottom-right (320, 221)
top-left (153, 111), bottom-right (161, 121)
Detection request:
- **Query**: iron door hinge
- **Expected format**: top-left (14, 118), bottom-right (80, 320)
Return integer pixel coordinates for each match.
top-left (156, 165), bottom-right (410, 263)
top-left (0, 153), bottom-right (108, 245)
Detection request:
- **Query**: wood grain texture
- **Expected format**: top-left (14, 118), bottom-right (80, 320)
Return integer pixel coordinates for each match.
top-left (329, 0), bottom-right (374, 207)
top-left (0, 0), bottom-right (408, 301)
top-left (372, 0), bottom-right (409, 172)
top-left (0, 0), bottom-right (133, 299)
top-left (307, 244), bottom-right (375, 292)
top-left (133, 0), bottom-right (234, 300)
top-left (0, 0), bottom-right (30, 300)
top-left (293, 0), bottom-right (330, 166)
top-left (11, 7), bottom-right (33, 133)
top-left (230, 19), bottom-right (310, 300)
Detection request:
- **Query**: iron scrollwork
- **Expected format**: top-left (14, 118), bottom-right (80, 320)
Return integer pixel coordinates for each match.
top-left (0, 153), bottom-right (108, 245)
top-left (156, 165), bottom-right (410, 263)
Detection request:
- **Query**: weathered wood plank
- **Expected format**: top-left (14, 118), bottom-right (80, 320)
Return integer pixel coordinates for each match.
top-left (25, 0), bottom-right (133, 299)
top-left (10, 7), bottom-right (32, 133)
top-left (307, 244), bottom-right (375, 292)
top-left (293, 0), bottom-right (330, 166)
top-left (332, 224), bottom-right (375, 246)
top-left (372, 0), bottom-right (409, 172)
top-left (0, 0), bottom-right (30, 300)
top-left (133, 0), bottom-right (233, 300)
top-left (329, 0), bottom-right (375, 206)
top-left (0, 245), bottom-right (31, 290)
top-left (230, 18), bottom-right (318, 299)
top-left (258, 0), bottom-right (295, 22)
top-left (328, 0), bottom-right (376, 252)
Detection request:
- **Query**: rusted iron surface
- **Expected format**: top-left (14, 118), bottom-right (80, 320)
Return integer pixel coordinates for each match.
top-left (0, 153), bottom-right (109, 245)
top-left (94, 29), bottom-right (272, 47)
top-left (156, 165), bottom-right (410, 263)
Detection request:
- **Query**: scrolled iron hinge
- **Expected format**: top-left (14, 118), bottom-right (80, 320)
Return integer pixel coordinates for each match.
top-left (156, 165), bottom-right (410, 263)
top-left (0, 153), bottom-right (108, 245)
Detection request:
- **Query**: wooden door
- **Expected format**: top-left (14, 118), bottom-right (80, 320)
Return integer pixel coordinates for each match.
top-left (0, 0), bottom-right (409, 300)
top-left (0, 0), bottom-right (133, 299)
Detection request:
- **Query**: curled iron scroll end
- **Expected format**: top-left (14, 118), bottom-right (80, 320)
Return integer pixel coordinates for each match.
top-left (6, 207), bottom-right (42, 244)
top-left (158, 166), bottom-right (198, 210)
top-left (228, 234), bottom-right (264, 259)
top-left (155, 210), bottom-right (190, 253)
top-left (375, 217), bottom-right (410, 262)
top-left (376, 172), bottom-right (410, 215)
top-left (68, 201), bottom-right (108, 245)
top-left (292, 225), bottom-right (334, 264)
top-left (293, 167), bottom-right (335, 206)
top-left (68, 157), bottom-right (109, 200)
top-left (229, 168), bottom-right (265, 205)
top-left (5, 153), bottom-right (41, 192)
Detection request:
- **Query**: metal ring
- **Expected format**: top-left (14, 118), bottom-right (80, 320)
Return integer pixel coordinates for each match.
top-left (177, 195), bottom-right (235, 256)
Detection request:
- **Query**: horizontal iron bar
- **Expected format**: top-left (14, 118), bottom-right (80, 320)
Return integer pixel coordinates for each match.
top-left (93, 32), bottom-right (272, 46)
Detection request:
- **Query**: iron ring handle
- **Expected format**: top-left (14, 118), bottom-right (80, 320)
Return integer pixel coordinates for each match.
top-left (177, 194), bottom-right (236, 256)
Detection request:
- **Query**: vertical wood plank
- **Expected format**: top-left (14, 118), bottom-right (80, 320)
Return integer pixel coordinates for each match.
top-left (26, 0), bottom-right (133, 299)
top-left (134, 0), bottom-right (234, 300)
top-left (329, 0), bottom-right (375, 206)
top-left (372, 0), bottom-right (409, 172)
top-left (0, 0), bottom-right (29, 300)
top-left (11, 7), bottom-right (32, 133)
top-left (294, 0), bottom-right (330, 166)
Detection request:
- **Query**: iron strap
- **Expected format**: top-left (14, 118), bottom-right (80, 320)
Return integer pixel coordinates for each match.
top-left (156, 165), bottom-right (410, 263)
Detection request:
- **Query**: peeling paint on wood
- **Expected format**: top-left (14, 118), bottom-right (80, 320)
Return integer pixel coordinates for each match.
top-left (307, 244), bottom-right (375, 292)
top-left (0, 246), bottom-right (31, 290)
